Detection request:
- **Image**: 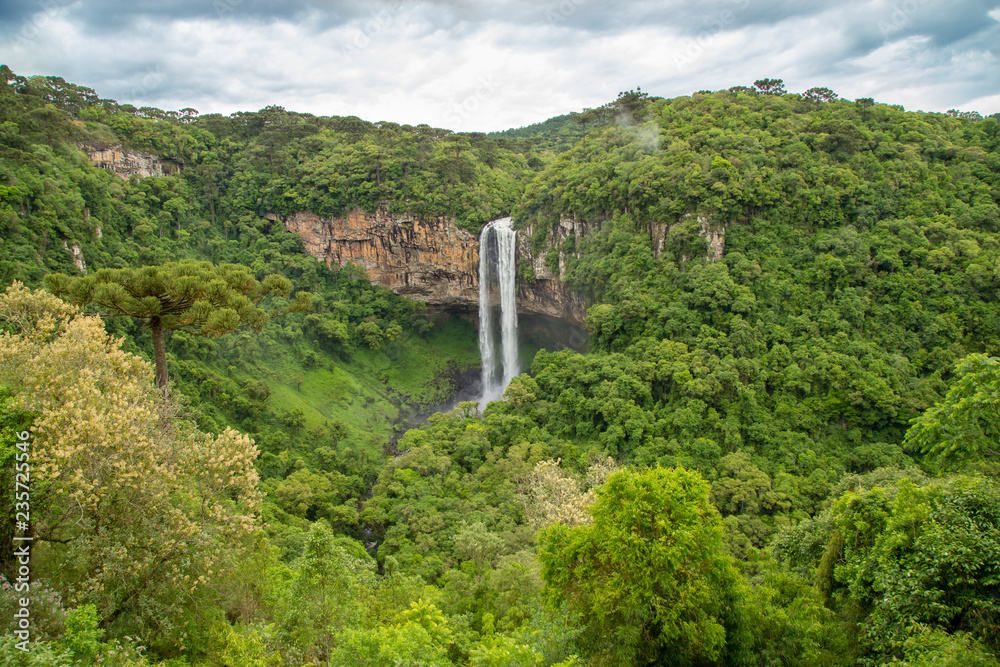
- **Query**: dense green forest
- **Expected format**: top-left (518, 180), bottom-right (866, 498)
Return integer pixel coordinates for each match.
top-left (1, 67), bottom-right (999, 666)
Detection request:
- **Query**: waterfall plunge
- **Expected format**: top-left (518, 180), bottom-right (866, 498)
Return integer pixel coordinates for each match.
top-left (478, 217), bottom-right (519, 408)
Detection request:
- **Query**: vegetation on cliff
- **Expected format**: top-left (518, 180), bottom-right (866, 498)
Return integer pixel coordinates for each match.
top-left (1, 66), bottom-right (1000, 665)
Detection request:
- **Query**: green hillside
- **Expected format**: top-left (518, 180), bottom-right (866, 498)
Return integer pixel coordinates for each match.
top-left (2, 69), bottom-right (999, 666)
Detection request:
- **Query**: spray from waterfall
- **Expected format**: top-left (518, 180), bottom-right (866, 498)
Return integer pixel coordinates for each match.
top-left (478, 217), bottom-right (519, 408)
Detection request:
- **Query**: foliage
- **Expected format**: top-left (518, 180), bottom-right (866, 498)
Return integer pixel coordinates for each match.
top-left (45, 261), bottom-right (311, 387)
top-left (904, 354), bottom-right (1000, 470)
top-left (517, 457), bottom-right (619, 527)
top-left (275, 522), bottom-right (375, 665)
top-left (891, 625), bottom-right (999, 666)
top-left (538, 466), bottom-right (752, 665)
top-left (0, 283), bottom-right (262, 648)
top-left (775, 473), bottom-right (1000, 662)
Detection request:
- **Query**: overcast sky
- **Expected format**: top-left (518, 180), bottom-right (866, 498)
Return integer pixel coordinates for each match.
top-left (2, 0), bottom-right (998, 131)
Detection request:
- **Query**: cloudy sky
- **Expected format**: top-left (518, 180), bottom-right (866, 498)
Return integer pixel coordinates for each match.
top-left (2, 0), bottom-right (998, 131)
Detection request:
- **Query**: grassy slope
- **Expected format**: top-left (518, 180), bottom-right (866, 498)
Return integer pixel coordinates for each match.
top-left (173, 313), bottom-right (481, 455)
top-left (266, 317), bottom-right (480, 438)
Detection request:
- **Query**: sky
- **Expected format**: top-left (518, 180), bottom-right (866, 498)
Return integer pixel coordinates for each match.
top-left (1, 0), bottom-right (998, 132)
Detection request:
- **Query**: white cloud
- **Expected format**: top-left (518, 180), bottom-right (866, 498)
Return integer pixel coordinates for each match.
top-left (2, 0), bottom-right (997, 130)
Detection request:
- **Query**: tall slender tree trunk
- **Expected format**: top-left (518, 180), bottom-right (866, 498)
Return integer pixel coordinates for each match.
top-left (150, 316), bottom-right (169, 390)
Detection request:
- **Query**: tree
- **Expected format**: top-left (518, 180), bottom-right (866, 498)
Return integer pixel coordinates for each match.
top-left (278, 522), bottom-right (375, 664)
top-left (754, 78), bottom-right (787, 95)
top-left (0, 282), bottom-right (262, 643)
top-left (904, 354), bottom-right (1000, 469)
top-left (946, 109), bottom-right (984, 121)
top-left (796, 476), bottom-right (1000, 661)
top-left (854, 97), bottom-right (875, 121)
top-left (571, 108), bottom-right (600, 151)
top-left (45, 261), bottom-right (312, 388)
top-left (803, 87), bottom-right (839, 104)
top-left (538, 467), bottom-right (752, 666)
top-left (609, 88), bottom-right (651, 121)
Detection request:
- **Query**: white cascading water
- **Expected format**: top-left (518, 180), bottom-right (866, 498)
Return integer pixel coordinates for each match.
top-left (478, 222), bottom-right (497, 399)
top-left (478, 217), bottom-right (519, 407)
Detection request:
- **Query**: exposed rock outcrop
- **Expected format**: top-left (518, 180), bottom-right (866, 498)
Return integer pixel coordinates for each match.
top-left (279, 209), bottom-right (480, 307)
top-left (277, 209), bottom-right (589, 327)
top-left (516, 216), bottom-right (590, 328)
top-left (275, 206), bottom-right (737, 331)
top-left (85, 145), bottom-right (180, 179)
top-left (63, 241), bottom-right (86, 273)
top-left (650, 214), bottom-right (728, 262)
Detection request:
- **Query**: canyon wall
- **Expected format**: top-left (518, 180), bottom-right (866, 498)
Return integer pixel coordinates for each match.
top-left (85, 145), bottom-right (180, 179)
top-left (278, 209), bottom-right (480, 308)
top-left (275, 209), bottom-right (589, 327)
top-left (278, 208), bottom-right (730, 330)
top-left (515, 216), bottom-right (590, 328)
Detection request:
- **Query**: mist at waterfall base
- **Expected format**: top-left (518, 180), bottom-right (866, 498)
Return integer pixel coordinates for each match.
top-left (478, 217), bottom-right (519, 409)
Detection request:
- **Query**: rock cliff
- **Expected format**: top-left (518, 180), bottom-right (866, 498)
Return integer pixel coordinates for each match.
top-left (277, 208), bottom-right (729, 330)
top-left (85, 145), bottom-right (180, 179)
top-left (650, 214), bottom-right (728, 262)
top-left (515, 216), bottom-right (590, 328)
top-left (278, 209), bottom-right (480, 307)
top-left (276, 209), bottom-right (589, 327)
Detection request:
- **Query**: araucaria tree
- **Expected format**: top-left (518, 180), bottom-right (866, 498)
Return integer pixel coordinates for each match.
top-left (0, 282), bottom-right (263, 641)
top-left (45, 261), bottom-right (312, 388)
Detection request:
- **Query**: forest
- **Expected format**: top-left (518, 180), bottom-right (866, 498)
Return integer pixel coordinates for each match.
top-left (1, 66), bottom-right (999, 666)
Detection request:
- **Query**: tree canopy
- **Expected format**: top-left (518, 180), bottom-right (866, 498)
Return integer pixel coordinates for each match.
top-left (0, 282), bottom-right (262, 644)
top-left (904, 353), bottom-right (1000, 470)
top-left (538, 467), bottom-right (751, 665)
top-left (45, 261), bottom-right (312, 387)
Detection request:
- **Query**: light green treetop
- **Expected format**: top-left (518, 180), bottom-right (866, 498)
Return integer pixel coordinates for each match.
top-left (904, 353), bottom-right (1000, 470)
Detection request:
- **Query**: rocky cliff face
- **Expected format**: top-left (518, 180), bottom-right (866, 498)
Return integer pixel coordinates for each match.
top-left (278, 208), bottom-right (730, 329)
top-left (278, 209), bottom-right (480, 307)
top-left (650, 214), bottom-right (728, 263)
top-left (516, 216), bottom-right (591, 328)
top-left (63, 241), bottom-right (86, 273)
top-left (277, 209), bottom-right (590, 326)
top-left (85, 145), bottom-right (179, 179)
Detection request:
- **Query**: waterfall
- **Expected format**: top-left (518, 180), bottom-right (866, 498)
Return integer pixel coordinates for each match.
top-left (478, 223), bottom-right (497, 399)
top-left (478, 217), bottom-right (519, 407)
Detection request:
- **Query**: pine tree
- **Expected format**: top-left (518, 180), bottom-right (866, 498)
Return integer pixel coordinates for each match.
top-left (45, 261), bottom-right (312, 389)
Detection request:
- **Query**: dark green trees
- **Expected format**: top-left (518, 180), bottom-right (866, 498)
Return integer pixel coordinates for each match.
top-left (904, 354), bottom-right (1000, 470)
top-left (777, 474), bottom-right (1000, 662)
top-left (45, 261), bottom-right (311, 388)
top-left (538, 467), bottom-right (750, 665)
